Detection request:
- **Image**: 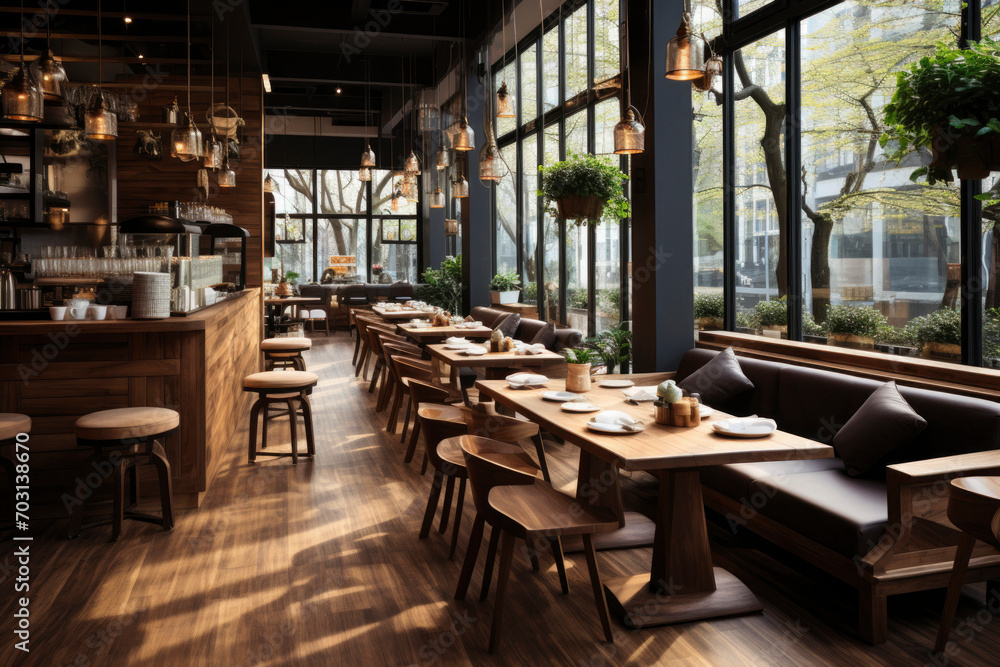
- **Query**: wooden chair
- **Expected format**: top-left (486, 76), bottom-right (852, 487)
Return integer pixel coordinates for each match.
top-left (417, 406), bottom-right (543, 561)
top-left (403, 379), bottom-right (452, 468)
top-left (365, 324), bottom-right (400, 394)
top-left (457, 434), bottom-right (618, 654)
top-left (353, 315), bottom-right (383, 379)
top-left (936, 477), bottom-right (1000, 652)
top-left (379, 341), bottom-right (427, 416)
top-left (387, 355), bottom-right (455, 435)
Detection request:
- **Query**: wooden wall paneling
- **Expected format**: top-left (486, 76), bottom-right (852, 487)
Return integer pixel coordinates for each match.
top-left (21, 377), bottom-right (130, 398)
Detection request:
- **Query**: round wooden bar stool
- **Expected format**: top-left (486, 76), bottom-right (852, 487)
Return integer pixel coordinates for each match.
top-left (936, 476), bottom-right (1000, 652)
top-left (261, 337), bottom-right (312, 371)
top-left (0, 414), bottom-right (31, 529)
top-left (244, 370), bottom-right (319, 465)
top-left (69, 407), bottom-right (178, 542)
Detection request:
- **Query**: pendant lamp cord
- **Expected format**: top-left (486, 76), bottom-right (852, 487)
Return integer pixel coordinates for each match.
top-left (186, 0), bottom-right (191, 113)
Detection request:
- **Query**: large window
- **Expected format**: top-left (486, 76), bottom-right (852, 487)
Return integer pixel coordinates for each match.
top-left (492, 0), bottom-right (628, 338)
top-left (267, 168), bottom-right (419, 285)
top-left (692, 0), bottom-right (1000, 368)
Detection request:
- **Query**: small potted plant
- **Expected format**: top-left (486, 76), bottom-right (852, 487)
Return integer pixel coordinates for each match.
top-left (694, 292), bottom-right (724, 330)
top-left (564, 347), bottom-right (597, 393)
top-left (372, 263), bottom-right (383, 276)
top-left (538, 153), bottom-right (630, 225)
top-left (586, 322), bottom-right (632, 374)
top-left (824, 304), bottom-right (887, 351)
top-left (903, 307), bottom-right (962, 360)
top-left (882, 38), bottom-right (1000, 182)
top-left (753, 296), bottom-right (788, 339)
top-left (489, 267), bottom-right (522, 305)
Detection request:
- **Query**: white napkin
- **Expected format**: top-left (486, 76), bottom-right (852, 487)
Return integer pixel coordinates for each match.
top-left (514, 343), bottom-right (547, 355)
top-left (445, 337), bottom-right (469, 345)
top-left (621, 386), bottom-right (659, 402)
top-left (716, 417), bottom-right (776, 432)
top-left (464, 345), bottom-right (488, 355)
top-left (590, 410), bottom-right (645, 431)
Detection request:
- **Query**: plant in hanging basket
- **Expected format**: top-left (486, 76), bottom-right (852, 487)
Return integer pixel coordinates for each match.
top-left (538, 153), bottom-right (630, 225)
top-left (881, 38), bottom-right (1000, 183)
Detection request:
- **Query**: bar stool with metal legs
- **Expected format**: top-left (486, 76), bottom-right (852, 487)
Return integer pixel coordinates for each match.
top-left (69, 407), bottom-right (177, 541)
top-left (261, 337), bottom-right (312, 371)
top-left (244, 370), bottom-right (319, 464)
top-left (0, 414), bottom-right (31, 529)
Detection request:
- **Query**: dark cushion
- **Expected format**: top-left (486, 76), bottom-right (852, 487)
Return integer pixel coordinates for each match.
top-left (833, 381), bottom-right (927, 477)
top-left (495, 313), bottom-right (520, 338)
top-left (675, 348), bottom-right (780, 418)
top-left (678, 347), bottom-right (754, 408)
top-left (470, 306), bottom-right (505, 328)
top-left (529, 322), bottom-right (556, 349)
top-left (701, 458), bottom-right (848, 505)
top-left (749, 470), bottom-right (888, 559)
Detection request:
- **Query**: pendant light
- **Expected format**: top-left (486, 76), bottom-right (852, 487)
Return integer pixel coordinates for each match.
top-left (496, 1), bottom-right (515, 118)
top-left (614, 0), bottom-right (645, 154)
top-left (217, 28), bottom-right (236, 186)
top-left (445, 218), bottom-right (458, 236)
top-left (452, 174), bottom-right (469, 198)
top-left (84, 0), bottom-right (118, 140)
top-left (391, 185), bottom-right (401, 211)
top-left (436, 144), bottom-right (450, 169)
top-left (454, 6), bottom-right (475, 151)
top-left (171, 0), bottom-right (202, 160)
top-left (3, 0), bottom-right (43, 122)
top-left (403, 57), bottom-right (421, 177)
top-left (29, 1), bottom-right (68, 101)
top-left (665, 9), bottom-right (706, 81)
top-left (203, 15), bottom-right (223, 170)
top-left (429, 188), bottom-right (445, 208)
top-left (359, 166), bottom-right (372, 182)
top-left (264, 173), bottom-right (279, 192)
top-left (361, 60), bottom-right (376, 170)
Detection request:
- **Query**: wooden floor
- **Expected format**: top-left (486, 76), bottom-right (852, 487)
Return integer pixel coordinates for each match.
top-left (4, 333), bottom-right (1000, 666)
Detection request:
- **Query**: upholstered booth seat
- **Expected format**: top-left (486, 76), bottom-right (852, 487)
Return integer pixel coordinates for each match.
top-left (75, 407), bottom-right (180, 441)
top-left (0, 413), bottom-right (31, 441)
top-left (468, 306), bottom-right (582, 352)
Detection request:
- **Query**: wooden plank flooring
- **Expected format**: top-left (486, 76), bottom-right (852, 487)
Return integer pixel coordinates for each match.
top-left (3, 334), bottom-right (1000, 665)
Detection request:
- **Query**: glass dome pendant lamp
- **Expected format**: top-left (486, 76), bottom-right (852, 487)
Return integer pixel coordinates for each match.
top-left (665, 7), bottom-right (706, 81)
top-left (171, 0), bottom-right (202, 160)
top-left (495, 0), bottom-right (515, 119)
top-left (614, 0), bottom-right (645, 155)
top-left (452, 174), bottom-right (469, 198)
top-left (2, 0), bottom-right (43, 122)
top-left (29, 3), bottom-right (68, 101)
top-left (429, 187), bottom-right (445, 208)
top-left (203, 17), bottom-right (223, 169)
top-left (361, 61), bottom-right (376, 169)
top-left (84, 0), bottom-right (118, 140)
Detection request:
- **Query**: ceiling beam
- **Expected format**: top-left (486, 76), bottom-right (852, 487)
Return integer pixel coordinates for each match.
top-left (252, 24), bottom-right (464, 43)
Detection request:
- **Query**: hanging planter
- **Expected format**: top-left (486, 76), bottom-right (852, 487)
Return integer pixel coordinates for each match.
top-left (539, 153), bottom-right (629, 226)
top-left (882, 38), bottom-right (1000, 184)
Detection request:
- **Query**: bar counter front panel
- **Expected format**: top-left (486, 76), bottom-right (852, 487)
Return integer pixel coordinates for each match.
top-left (0, 289), bottom-right (261, 516)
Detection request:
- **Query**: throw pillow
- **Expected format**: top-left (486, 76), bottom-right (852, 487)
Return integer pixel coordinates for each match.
top-left (833, 381), bottom-right (927, 477)
top-left (494, 312), bottom-right (521, 338)
top-left (677, 347), bottom-right (754, 407)
top-left (530, 322), bottom-right (557, 349)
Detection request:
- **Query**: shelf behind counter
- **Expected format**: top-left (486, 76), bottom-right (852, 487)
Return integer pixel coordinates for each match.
top-left (0, 289), bottom-right (261, 516)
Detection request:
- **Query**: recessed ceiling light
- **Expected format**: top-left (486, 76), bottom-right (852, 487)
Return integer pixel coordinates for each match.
top-left (124, 17), bottom-right (132, 23)
top-left (138, 54), bottom-right (143, 59)
top-left (336, 87), bottom-right (342, 94)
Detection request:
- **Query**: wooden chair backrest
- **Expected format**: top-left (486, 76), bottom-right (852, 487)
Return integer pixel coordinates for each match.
top-left (459, 434), bottom-right (537, 517)
top-left (464, 403), bottom-right (539, 443)
top-left (391, 356), bottom-right (436, 384)
top-left (417, 408), bottom-right (468, 469)
top-left (407, 379), bottom-right (452, 406)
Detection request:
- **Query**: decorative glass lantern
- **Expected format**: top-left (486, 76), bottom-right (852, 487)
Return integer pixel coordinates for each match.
top-left (665, 13), bottom-right (706, 81)
top-left (496, 81), bottom-right (515, 118)
top-left (170, 112), bottom-right (202, 161)
top-left (479, 141), bottom-right (507, 183)
top-left (445, 218), bottom-right (459, 236)
top-left (453, 117), bottom-right (475, 151)
top-left (203, 136), bottom-right (223, 169)
top-left (218, 154), bottom-right (236, 187)
top-left (29, 49), bottom-right (68, 101)
top-left (614, 108), bottom-right (645, 155)
top-left (436, 147), bottom-right (450, 170)
top-left (361, 144), bottom-right (376, 168)
top-left (429, 189), bottom-right (445, 208)
top-left (359, 167), bottom-right (372, 182)
top-left (2, 66), bottom-right (43, 122)
top-left (452, 175), bottom-right (469, 198)
top-left (404, 151), bottom-right (421, 176)
top-left (84, 90), bottom-right (118, 141)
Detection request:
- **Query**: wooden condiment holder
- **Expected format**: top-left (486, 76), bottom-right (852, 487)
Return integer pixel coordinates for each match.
top-left (654, 397), bottom-right (701, 428)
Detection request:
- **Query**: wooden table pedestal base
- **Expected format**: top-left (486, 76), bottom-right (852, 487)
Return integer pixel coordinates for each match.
top-left (604, 568), bottom-right (763, 628)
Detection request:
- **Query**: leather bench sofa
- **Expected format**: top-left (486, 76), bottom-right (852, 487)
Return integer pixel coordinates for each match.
top-left (469, 306), bottom-right (583, 352)
top-left (298, 282), bottom-right (415, 304)
top-left (674, 348), bottom-right (1000, 644)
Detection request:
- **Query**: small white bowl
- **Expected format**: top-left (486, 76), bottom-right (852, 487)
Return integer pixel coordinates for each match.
top-left (49, 306), bottom-right (67, 321)
top-left (88, 305), bottom-right (107, 321)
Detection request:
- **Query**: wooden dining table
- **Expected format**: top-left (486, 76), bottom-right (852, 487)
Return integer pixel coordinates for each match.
top-left (396, 323), bottom-right (494, 344)
top-left (474, 376), bottom-right (834, 629)
top-left (426, 343), bottom-right (566, 385)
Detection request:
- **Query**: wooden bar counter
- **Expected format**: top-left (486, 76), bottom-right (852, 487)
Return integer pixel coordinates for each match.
top-left (0, 289), bottom-right (261, 516)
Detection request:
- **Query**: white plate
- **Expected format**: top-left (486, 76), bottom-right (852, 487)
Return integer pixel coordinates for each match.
top-left (600, 379), bottom-right (635, 388)
top-left (585, 421), bottom-right (644, 434)
top-left (542, 390), bottom-right (581, 402)
top-left (506, 373), bottom-right (548, 386)
top-left (712, 418), bottom-right (776, 438)
top-left (464, 346), bottom-right (488, 356)
top-left (410, 322), bottom-right (432, 328)
top-left (445, 343), bottom-right (472, 349)
top-left (561, 402), bottom-right (601, 413)
top-left (699, 405), bottom-right (714, 418)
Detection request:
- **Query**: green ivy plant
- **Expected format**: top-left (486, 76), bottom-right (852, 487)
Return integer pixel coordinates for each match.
top-left (880, 38), bottom-right (1000, 184)
top-left (824, 304), bottom-right (889, 338)
top-left (489, 267), bottom-right (522, 292)
top-left (564, 347), bottom-right (599, 365)
top-left (538, 152), bottom-right (630, 226)
top-left (416, 255), bottom-right (462, 313)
